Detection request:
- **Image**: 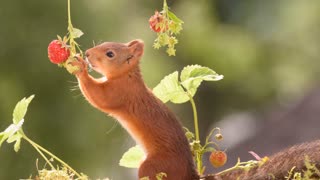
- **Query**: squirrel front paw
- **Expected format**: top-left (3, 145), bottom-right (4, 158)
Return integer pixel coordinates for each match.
top-left (69, 55), bottom-right (88, 77)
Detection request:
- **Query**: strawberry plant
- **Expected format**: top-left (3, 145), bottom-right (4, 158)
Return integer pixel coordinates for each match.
top-left (0, 95), bottom-right (88, 180)
top-left (48, 0), bottom-right (84, 74)
top-left (149, 0), bottom-right (183, 56)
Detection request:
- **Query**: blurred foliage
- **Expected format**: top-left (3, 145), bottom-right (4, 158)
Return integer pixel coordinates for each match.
top-left (0, 0), bottom-right (319, 179)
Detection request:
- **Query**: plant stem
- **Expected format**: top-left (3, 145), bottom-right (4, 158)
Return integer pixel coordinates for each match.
top-left (68, 0), bottom-right (72, 26)
top-left (163, 0), bottom-right (168, 11)
top-left (205, 127), bottom-right (220, 144)
top-left (22, 135), bottom-right (83, 178)
top-left (186, 92), bottom-right (202, 174)
top-left (188, 95), bottom-right (200, 142)
top-left (30, 141), bottom-right (55, 170)
top-left (215, 159), bottom-right (241, 176)
top-left (215, 158), bottom-right (260, 176)
top-left (67, 0), bottom-right (76, 54)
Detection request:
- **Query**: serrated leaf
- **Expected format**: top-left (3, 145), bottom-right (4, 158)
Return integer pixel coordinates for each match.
top-left (185, 131), bottom-right (195, 141)
top-left (4, 119), bottom-right (24, 137)
top-left (0, 132), bottom-right (4, 140)
top-left (166, 47), bottom-right (176, 56)
top-left (169, 22), bottom-right (183, 35)
top-left (13, 95), bottom-right (34, 124)
top-left (14, 138), bottom-right (21, 152)
top-left (158, 33), bottom-right (170, 45)
top-left (6, 133), bottom-right (21, 144)
top-left (0, 132), bottom-right (6, 148)
top-left (140, 177), bottom-right (150, 180)
top-left (167, 11), bottom-right (184, 24)
top-left (72, 28), bottom-right (84, 38)
top-left (156, 172), bottom-right (167, 180)
top-left (180, 65), bottom-right (223, 98)
top-left (153, 42), bottom-right (161, 49)
top-left (204, 147), bottom-right (216, 153)
top-left (119, 145), bottom-right (145, 168)
top-left (57, 35), bottom-right (62, 42)
top-left (153, 71), bottom-right (189, 104)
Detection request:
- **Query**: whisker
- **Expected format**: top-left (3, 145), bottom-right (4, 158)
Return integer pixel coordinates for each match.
top-left (97, 40), bottom-right (104, 45)
top-left (70, 88), bottom-right (79, 92)
top-left (105, 120), bottom-right (119, 135)
top-left (67, 80), bottom-right (78, 84)
top-left (71, 92), bottom-right (83, 98)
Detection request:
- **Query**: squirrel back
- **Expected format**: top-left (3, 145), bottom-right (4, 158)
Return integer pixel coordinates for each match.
top-left (208, 140), bottom-right (320, 180)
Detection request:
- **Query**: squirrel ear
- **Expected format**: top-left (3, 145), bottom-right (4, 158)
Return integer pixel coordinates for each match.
top-left (127, 39), bottom-right (144, 57)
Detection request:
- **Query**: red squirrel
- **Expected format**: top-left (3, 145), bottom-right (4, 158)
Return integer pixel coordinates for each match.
top-left (71, 39), bottom-right (320, 180)
top-left (72, 40), bottom-right (199, 180)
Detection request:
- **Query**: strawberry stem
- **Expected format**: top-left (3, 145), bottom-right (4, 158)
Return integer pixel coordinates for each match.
top-left (67, 0), bottom-right (83, 57)
top-left (67, 0), bottom-right (76, 55)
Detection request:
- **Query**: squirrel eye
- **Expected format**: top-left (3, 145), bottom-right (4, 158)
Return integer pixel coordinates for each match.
top-left (106, 51), bottom-right (115, 58)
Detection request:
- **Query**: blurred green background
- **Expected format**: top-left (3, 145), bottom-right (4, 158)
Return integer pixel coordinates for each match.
top-left (1, 0), bottom-right (320, 179)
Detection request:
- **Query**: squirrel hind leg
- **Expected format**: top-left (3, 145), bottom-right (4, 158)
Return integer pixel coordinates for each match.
top-left (138, 156), bottom-right (199, 180)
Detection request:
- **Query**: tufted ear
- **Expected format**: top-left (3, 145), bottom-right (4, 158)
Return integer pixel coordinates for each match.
top-left (127, 39), bottom-right (144, 57)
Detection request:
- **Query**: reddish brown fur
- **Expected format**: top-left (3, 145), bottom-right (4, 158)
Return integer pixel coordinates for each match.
top-left (205, 140), bottom-right (320, 180)
top-left (72, 40), bottom-right (199, 180)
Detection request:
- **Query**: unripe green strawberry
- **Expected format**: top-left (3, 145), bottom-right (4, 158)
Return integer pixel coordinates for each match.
top-left (209, 151), bottom-right (227, 168)
top-left (48, 40), bottom-right (70, 64)
top-left (215, 133), bottom-right (223, 141)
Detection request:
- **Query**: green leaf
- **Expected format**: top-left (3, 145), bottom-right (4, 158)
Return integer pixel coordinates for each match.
top-left (12, 95), bottom-right (35, 124)
top-left (1, 120), bottom-right (24, 150)
top-left (167, 11), bottom-right (184, 24)
top-left (119, 145), bottom-right (145, 168)
top-left (153, 71), bottom-right (189, 104)
top-left (0, 132), bottom-right (6, 148)
top-left (153, 41), bottom-right (161, 49)
top-left (72, 28), bottom-right (84, 38)
top-left (158, 33), bottom-right (170, 45)
top-left (185, 131), bottom-right (195, 141)
top-left (168, 36), bottom-right (178, 46)
top-left (203, 147), bottom-right (216, 153)
top-left (6, 133), bottom-right (22, 152)
top-left (14, 138), bottom-right (21, 152)
top-left (156, 172), bottom-right (167, 180)
top-left (140, 177), bottom-right (150, 180)
top-left (6, 133), bottom-right (21, 144)
top-left (166, 47), bottom-right (176, 56)
top-left (57, 35), bottom-right (63, 42)
top-left (180, 65), bottom-right (223, 98)
top-left (153, 65), bottom-right (223, 104)
top-left (169, 22), bottom-right (183, 35)
top-left (4, 119), bottom-right (24, 137)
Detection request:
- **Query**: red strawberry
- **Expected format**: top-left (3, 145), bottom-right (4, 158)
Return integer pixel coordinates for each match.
top-left (48, 40), bottom-right (70, 64)
top-left (209, 151), bottom-right (227, 168)
top-left (149, 11), bottom-right (167, 33)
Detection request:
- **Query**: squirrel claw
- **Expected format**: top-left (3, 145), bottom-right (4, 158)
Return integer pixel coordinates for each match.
top-left (69, 56), bottom-right (88, 76)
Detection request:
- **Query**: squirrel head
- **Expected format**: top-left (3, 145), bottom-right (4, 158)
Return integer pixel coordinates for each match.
top-left (85, 39), bottom-right (144, 79)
